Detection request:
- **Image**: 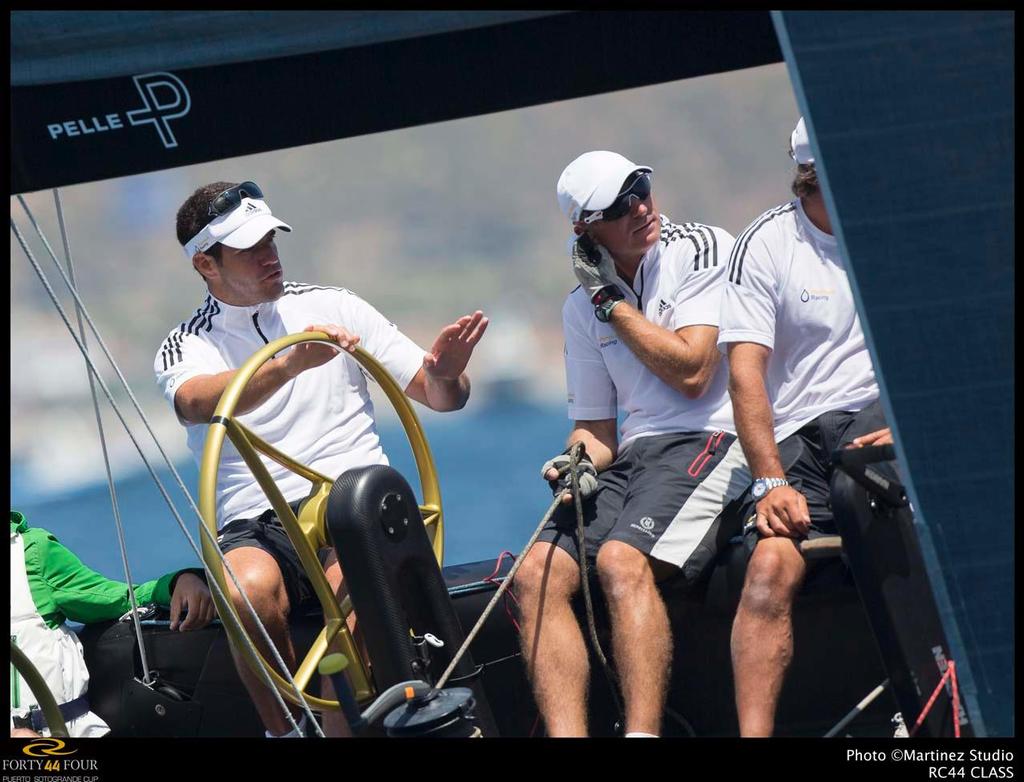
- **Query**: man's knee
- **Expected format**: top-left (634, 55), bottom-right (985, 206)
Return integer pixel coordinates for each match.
top-left (739, 539), bottom-right (805, 617)
top-left (223, 547), bottom-right (289, 618)
top-left (595, 540), bottom-right (654, 603)
top-left (514, 542), bottom-right (580, 604)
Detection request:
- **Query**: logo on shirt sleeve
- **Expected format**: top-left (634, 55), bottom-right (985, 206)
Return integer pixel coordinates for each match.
top-left (657, 299), bottom-right (672, 316)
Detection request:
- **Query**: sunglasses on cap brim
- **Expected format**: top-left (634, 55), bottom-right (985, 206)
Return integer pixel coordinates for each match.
top-left (208, 181), bottom-right (265, 217)
top-left (581, 173), bottom-right (652, 224)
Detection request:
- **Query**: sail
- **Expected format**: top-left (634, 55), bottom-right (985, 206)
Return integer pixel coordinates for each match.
top-left (775, 10), bottom-right (1014, 737)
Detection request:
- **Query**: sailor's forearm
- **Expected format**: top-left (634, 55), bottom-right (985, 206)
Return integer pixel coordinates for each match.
top-left (176, 357), bottom-right (295, 424)
top-left (566, 420), bottom-right (617, 471)
top-left (423, 372), bottom-right (470, 412)
top-left (608, 304), bottom-right (718, 398)
top-left (729, 367), bottom-right (784, 478)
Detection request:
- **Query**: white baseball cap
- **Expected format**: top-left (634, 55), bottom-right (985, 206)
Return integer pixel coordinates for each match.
top-left (790, 117), bottom-right (815, 165)
top-left (183, 197), bottom-right (292, 259)
top-left (556, 150), bottom-right (653, 223)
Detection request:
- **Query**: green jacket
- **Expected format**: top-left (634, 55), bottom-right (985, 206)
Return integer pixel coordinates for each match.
top-left (11, 510), bottom-right (189, 629)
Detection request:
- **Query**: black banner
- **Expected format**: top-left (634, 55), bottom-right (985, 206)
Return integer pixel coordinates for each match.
top-left (10, 11), bottom-right (781, 194)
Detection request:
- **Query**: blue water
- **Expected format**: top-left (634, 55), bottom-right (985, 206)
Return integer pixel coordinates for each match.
top-left (10, 402), bottom-right (569, 582)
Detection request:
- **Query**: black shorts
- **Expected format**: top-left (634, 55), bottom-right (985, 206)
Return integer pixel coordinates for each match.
top-left (217, 501), bottom-right (332, 612)
top-left (739, 400), bottom-right (889, 552)
top-left (537, 430), bottom-right (750, 585)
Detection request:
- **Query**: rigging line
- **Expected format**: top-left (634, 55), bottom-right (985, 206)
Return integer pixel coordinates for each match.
top-left (432, 493), bottom-right (566, 692)
top-left (51, 188), bottom-right (153, 686)
top-left (11, 215), bottom-right (321, 738)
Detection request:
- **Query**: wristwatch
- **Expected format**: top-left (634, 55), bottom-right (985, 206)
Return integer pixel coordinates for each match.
top-left (593, 286), bottom-right (624, 323)
top-left (751, 476), bottom-right (789, 500)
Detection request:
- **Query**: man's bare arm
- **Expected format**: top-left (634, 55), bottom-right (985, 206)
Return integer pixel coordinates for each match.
top-left (565, 419), bottom-right (618, 472)
top-left (727, 341), bottom-right (810, 537)
top-left (727, 342), bottom-right (784, 478)
top-left (175, 325), bottom-right (358, 424)
top-left (608, 304), bottom-right (720, 399)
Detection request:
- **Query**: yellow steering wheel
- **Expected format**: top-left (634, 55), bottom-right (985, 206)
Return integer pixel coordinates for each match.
top-left (198, 332), bottom-right (443, 709)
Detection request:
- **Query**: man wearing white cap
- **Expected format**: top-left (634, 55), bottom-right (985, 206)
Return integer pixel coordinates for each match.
top-left (718, 119), bottom-right (892, 735)
top-left (513, 152), bottom-right (749, 737)
top-left (155, 181), bottom-right (488, 737)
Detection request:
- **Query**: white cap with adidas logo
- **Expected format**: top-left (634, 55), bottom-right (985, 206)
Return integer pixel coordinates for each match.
top-left (183, 197), bottom-right (292, 259)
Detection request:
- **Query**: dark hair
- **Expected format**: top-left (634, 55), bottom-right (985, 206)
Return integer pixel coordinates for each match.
top-left (791, 163), bottom-right (819, 199)
top-left (176, 181), bottom-right (238, 260)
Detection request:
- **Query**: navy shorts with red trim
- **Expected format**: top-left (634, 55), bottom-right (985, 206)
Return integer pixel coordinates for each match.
top-left (538, 430), bottom-right (750, 585)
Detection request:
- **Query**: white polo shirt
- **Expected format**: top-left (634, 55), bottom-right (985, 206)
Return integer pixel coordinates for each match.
top-left (154, 282), bottom-right (426, 528)
top-left (563, 214), bottom-right (736, 446)
top-left (717, 199), bottom-right (879, 442)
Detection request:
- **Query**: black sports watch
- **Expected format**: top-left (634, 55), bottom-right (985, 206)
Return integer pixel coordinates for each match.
top-left (593, 285), bottom-right (625, 323)
top-left (751, 476), bottom-right (789, 500)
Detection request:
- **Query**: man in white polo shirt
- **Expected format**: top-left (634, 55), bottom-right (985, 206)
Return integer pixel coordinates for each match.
top-left (718, 118), bottom-right (892, 736)
top-left (513, 151), bottom-right (749, 737)
top-left (155, 181), bottom-right (488, 737)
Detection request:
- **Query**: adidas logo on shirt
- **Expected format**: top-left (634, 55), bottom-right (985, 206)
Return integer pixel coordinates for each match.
top-left (658, 299), bottom-right (672, 316)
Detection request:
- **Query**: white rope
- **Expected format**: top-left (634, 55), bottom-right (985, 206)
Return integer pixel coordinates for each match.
top-left (11, 209), bottom-right (322, 737)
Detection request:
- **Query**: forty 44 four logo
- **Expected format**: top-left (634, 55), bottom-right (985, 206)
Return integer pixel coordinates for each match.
top-left (46, 72), bottom-right (191, 149)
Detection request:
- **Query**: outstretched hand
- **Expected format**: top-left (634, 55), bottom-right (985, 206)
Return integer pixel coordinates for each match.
top-left (423, 311), bottom-right (489, 380)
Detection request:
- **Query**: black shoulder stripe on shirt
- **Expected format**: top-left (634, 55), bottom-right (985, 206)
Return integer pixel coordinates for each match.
top-left (283, 282), bottom-right (350, 296)
top-left (160, 330), bottom-right (183, 370)
top-left (185, 297), bottom-right (211, 335)
top-left (659, 219), bottom-right (686, 246)
top-left (727, 204), bottom-right (795, 286)
top-left (205, 300), bottom-right (221, 332)
top-left (683, 223), bottom-right (716, 271)
top-left (160, 297), bottom-right (218, 370)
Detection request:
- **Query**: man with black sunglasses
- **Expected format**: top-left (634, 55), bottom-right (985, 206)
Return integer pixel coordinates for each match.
top-left (155, 181), bottom-right (488, 737)
top-left (513, 151), bottom-right (748, 737)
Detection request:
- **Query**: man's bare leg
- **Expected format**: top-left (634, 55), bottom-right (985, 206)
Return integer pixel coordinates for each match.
top-left (222, 546), bottom-right (301, 736)
top-left (730, 536), bottom-right (807, 737)
top-left (595, 541), bottom-right (672, 736)
top-left (514, 542), bottom-right (587, 736)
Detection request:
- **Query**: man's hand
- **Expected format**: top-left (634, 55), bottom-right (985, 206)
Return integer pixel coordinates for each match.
top-left (753, 484), bottom-right (811, 539)
top-left (847, 427), bottom-right (893, 448)
top-left (541, 450), bottom-right (599, 506)
top-left (571, 233), bottom-right (622, 303)
top-left (422, 311), bottom-right (488, 380)
top-left (169, 573), bottom-right (216, 632)
top-left (282, 324), bottom-right (361, 378)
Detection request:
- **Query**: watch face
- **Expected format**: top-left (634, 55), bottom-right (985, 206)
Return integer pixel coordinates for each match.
top-left (751, 480), bottom-right (766, 499)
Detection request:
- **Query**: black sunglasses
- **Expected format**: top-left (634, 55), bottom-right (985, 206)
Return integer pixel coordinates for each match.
top-left (582, 172), bottom-right (652, 224)
top-left (208, 181), bottom-right (264, 217)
